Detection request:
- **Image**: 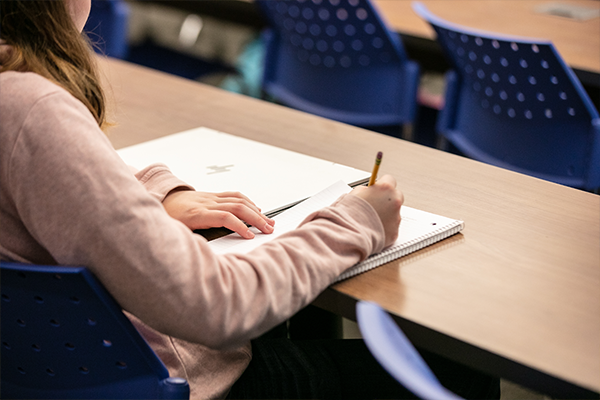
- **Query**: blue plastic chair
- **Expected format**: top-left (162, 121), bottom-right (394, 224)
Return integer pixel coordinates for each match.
top-left (356, 301), bottom-right (463, 400)
top-left (84, 0), bottom-right (130, 59)
top-left (255, 0), bottom-right (420, 138)
top-left (413, 2), bottom-right (600, 191)
top-left (0, 261), bottom-right (189, 400)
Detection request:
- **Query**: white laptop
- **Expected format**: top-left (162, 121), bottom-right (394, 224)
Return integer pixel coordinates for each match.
top-left (116, 127), bottom-right (370, 216)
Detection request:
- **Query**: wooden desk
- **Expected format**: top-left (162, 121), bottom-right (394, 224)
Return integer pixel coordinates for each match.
top-left (100, 57), bottom-right (600, 398)
top-left (374, 0), bottom-right (600, 82)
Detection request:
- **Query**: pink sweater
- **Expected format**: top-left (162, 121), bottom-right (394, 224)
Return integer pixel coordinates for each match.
top-left (0, 71), bottom-right (385, 399)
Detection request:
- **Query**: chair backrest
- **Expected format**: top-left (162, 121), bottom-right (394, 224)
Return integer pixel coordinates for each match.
top-left (413, 2), bottom-right (600, 190)
top-left (85, 0), bottom-right (130, 59)
top-left (0, 261), bottom-right (189, 400)
top-left (255, 0), bottom-right (420, 128)
top-left (356, 301), bottom-right (463, 400)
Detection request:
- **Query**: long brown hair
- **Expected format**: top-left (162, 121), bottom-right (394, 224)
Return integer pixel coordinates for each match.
top-left (0, 0), bottom-right (108, 128)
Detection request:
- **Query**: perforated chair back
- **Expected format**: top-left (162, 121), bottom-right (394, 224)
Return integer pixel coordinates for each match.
top-left (356, 301), bottom-right (463, 400)
top-left (255, 0), bottom-right (420, 130)
top-left (0, 261), bottom-right (189, 400)
top-left (85, 0), bottom-right (130, 59)
top-left (413, 2), bottom-right (600, 190)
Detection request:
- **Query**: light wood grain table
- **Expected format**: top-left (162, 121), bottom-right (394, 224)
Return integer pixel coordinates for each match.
top-left (99, 57), bottom-right (600, 398)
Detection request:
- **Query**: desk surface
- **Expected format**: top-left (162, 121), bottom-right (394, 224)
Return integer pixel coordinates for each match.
top-left (374, 0), bottom-right (600, 76)
top-left (100, 57), bottom-right (600, 397)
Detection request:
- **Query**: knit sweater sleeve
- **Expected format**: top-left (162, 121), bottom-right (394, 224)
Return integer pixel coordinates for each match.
top-left (3, 73), bottom-right (385, 350)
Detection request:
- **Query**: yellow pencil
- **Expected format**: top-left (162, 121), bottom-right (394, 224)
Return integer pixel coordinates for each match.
top-left (368, 151), bottom-right (383, 186)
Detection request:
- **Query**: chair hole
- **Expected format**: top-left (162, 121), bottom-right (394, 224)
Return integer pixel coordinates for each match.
top-left (484, 55), bottom-right (492, 64)
top-left (485, 87), bottom-right (493, 97)
top-left (87, 317), bottom-right (97, 326)
top-left (545, 109), bottom-right (553, 118)
top-left (568, 108), bottom-right (576, 116)
top-left (316, 40), bottom-right (328, 52)
top-left (364, 23), bottom-right (375, 35)
top-left (295, 21), bottom-right (307, 34)
top-left (103, 339), bottom-right (113, 347)
top-left (340, 55), bottom-right (352, 67)
top-left (34, 296), bottom-right (44, 304)
top-left (79, 366), bottom-right (90, 374)
top-left (475, 37), bottom-right (483, 46)
top-left (531, 44), bottom-right (540, 53)
top-left (509, 75), bottom-right (517, 84)
top-left (302, 37), bottom-right (314, 50)
top-left (508, 108), bottom-right (516, 118)
top-left (492, 73), bottom-right (500, 82)
top-left (499, 90), bottom-right (508, 100)
top-left (528, 76), bottom-right (537, 85)
top-left (3, 341), bottom-right (11, 350)
top-left (537, 93), bottom-right (545, 101)
top-left (493, 105), bottom-right (502, 114)
top-left (477, 69), bottom-right (485, 79)
top-left (17, 319), bottom-right (26, 327)
top-left (465, 64), bottom-right (473, 74)
top-left (344, 24), bottom-right (356, 36)
top-left (309, 54), bottom-right (321, 65)
top-left (116, 361), bottom-right (128, 369)
top-left (520, 59), bottom-right (528, 68)
top-left (46, 368), bottom-right (56, 376)
top-left (460, 34), bottom-right (468, 43)
top-left (525, 110), bottom-right (533, 119)
top-left (469, 51), bottom-right (477, 61)
top-left (319, 8), bottom-right (330, 21)
top-left (500, 57), bottom-right (509, 67)
top-left (2, 294), bottom-right (10, 302)
top-left (473, 82), bottom-right (481, 91)
top-left (550, 76), bottom-right (559, 84)
top-left (32, 344), bottom-right (41, 352)
top-left (302, 7), bottom-right (314, 20)
top-left (50, 319), bottom-right (60, 327)
top-left (333, 40), bottom-right (344, 52)
top-left (330, 0), bottom-right (340, 5)
top-left (17, 367), bottom-right (26, 375)
top-left (309, 23), bottom-right (321, 36)
top-left (457, 47), bottom-right (465, 56)
top-left (372, 37), bottom-right (383, 49)
top-left (511, 42), bottom-right (519, 51)
top-left (65, 342), bottom-right (76, 350)
top-left (481, 99), bottom-right (490, 108)
top-left (336, 8), bottom-right (348, 21)
top-left (492, 40), bottom-right (500, 49)
top-left (448, 31), bottom-right (456, 39)
top-left (559, 91), bottom-right (568, 100)
top-left (352, 39), bottom-right (363, 51)
top-left (541, 60), bottom-right (549, 69)
top-left (324, 55), bottom-right (335, 67)
top-left (356, 8), bottom-right (368, 20)
top-left (288, 5), bottom-right (300, 17)
top-left (517, 92), bottom-right (525, 102)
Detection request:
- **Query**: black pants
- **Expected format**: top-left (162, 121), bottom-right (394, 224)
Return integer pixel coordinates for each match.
top-left (227, 333), bottom-right (500, 399)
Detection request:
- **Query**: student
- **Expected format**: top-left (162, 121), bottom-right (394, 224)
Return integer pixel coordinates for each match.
top-left (0, 1), bottom-right (498, 399)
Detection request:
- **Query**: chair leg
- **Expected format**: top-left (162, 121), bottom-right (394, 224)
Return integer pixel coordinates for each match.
top-left (401, 123), bottom-right (414, 141)
top-left (436, 135), bottom-right (449, 151)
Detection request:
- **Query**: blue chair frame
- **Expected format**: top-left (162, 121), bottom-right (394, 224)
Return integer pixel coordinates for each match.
top-left (255, 0), bottom-right (420, 137)
top-left (413, 2), bottom-right (600, 190)
top-left (85, 0), bottom-right (130, 59)
top-left (356, 301), bottom-right (463, 400)
top-left (0, 261), bottom-right (189, 400)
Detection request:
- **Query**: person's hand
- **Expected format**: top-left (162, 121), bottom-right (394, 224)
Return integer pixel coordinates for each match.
top-left (349, 175), bottom-right (403, 247)
top-left (162, 189), bottom-right (275, 239)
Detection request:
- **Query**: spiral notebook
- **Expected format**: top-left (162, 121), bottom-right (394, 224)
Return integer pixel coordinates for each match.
top-left (208, 181), bottom-right (464, 282)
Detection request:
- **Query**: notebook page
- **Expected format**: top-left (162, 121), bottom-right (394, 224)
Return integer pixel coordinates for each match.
top-left (209, 181), bottom-right (352, 255)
